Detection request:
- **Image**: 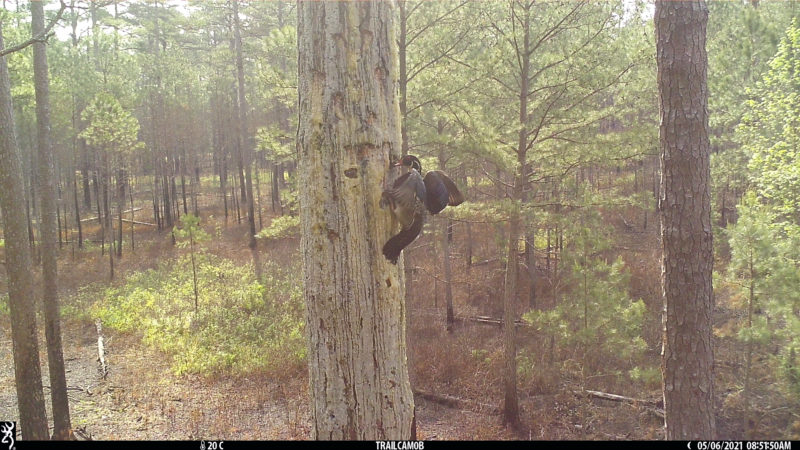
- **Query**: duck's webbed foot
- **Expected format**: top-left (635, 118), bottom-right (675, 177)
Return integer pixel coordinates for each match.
top-left (380, 191), bottom-right (394, 210)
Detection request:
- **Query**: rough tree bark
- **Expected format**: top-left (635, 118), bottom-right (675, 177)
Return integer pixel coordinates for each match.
top-left (655, 0), bottom-right (716, 439)
top-left (32, 0), bottom-right (72, 438)
top-left (0, 21), bottom-right (50, 441)
top-left (298, 0), bottom-right (414, 439)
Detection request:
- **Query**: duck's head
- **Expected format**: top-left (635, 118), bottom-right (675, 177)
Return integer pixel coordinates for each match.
top-left (392, 154), bottom-right (422, 173)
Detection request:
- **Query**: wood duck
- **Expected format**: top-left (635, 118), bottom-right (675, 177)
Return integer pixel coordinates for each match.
top-left (381, 155), bottom-right (465, 264)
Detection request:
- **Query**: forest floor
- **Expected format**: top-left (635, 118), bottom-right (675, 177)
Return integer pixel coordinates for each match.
top-left (0, 217), bottom-right (661, 441)
top-left (0, 316), bottom-right (520, 440)
top-left (0, 316), bottom-right (662, 440)
top-left (1, 196), bottom-right (797, 440)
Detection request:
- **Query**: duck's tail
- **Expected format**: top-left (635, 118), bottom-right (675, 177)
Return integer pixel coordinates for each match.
top-left (382, 212), bottom-right (424, 264)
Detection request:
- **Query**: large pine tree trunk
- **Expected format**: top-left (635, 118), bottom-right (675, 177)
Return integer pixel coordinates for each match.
top-left (32, 0), bottom-right (72, 438)
top-left (298, 0), bottom-right (414, 439)
top-left (655, 0), bottom-right (715, 439)
top-left (0, 21), bottom-right (50, 440)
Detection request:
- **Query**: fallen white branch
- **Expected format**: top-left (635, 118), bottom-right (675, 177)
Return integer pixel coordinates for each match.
top-left (95, 319), bottom-right (108, 380)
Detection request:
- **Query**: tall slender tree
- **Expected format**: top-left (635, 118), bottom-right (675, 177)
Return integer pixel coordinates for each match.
top-left (231, 0), bottom-right (261, 280)
top-left (477, 0), bottom-right (631, 426)
top-left (31, 0), bottom-right (72, 438)
top-left (0, 20), bottom-right (50, 441)
top-left (655, 0), bottom-right (716, 439)
top-left (298, 0), bottom-right (414, 439)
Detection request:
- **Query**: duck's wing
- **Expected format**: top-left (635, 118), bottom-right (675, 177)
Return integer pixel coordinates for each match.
top-left (423, 170), bottom-right (465, 214)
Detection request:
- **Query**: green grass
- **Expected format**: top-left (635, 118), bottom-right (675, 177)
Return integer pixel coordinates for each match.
top-left (256, 215), bottom-right (299, 240)
top-left (68, 254), bottom-right (305, 377)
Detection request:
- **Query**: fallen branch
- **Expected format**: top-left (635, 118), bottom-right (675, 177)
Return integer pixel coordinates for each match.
top-left (413, 389), bottom-right (499, 414)
top-left (95, 319), bottom-right (108, 380)
top-left (121, 218), bottom-right (156, 227)
top-left (80, 207), bottom-right (143, 223)
top-left (42, 385), bottom-right (86, 393)
top-left (575, 389), bottom-right (664, 419)
top-left (583, 389), bottom-right (659, 405)
top-left (458, 315), bottom-right (529, 328)
top-left (471, 258), bottom-right (499, 267)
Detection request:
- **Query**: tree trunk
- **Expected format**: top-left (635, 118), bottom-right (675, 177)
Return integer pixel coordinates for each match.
top-left (56, 193), bottom-right (62, 248)
top-left (117, 170), bottom-right (124, 258)
top-left (655, 0), bottom-right (715, 439)
top-left (232, 0), bottom-right (262, 281)
top-left (271, 161), bottom-right (282, 215)
top-left (73, 170), bottom-right (82, 248)
top-left (398, 0), bottom-right (408, 156)
top-left (190, 229), bottom-right (198, 313)
top-left (502, 0), bottom-right (533, 426)
top-left (180, 162), bottom-right (188, 216)
top-left (745, 252), bottom-right (754, 439)
top-left (162, 173), bottom-right (172, 228)
top-left (443, 218), bottom-right (454, 332)
top-left (221, 158), bottom-right (228, 223)
top-left (232, 173), bottom-right (240, 223)
top-left (81, 148), bottom-right (91, 208)
top-left (32, 0), bottom-right (72, 437)
top-left (93, 171), bottom-right (101, 226)
top-left (254, 159), bottom-right (263, 230)
top-left (152, 175), bottom-right (161, 230)
top-left (298, 1), bottom-right (414, 439)
top-left (26, 186), bottom-right (36, 255)
top-left (129, 178), bottom-right (135, 251)
top-left (503, 180), bottom-right (521, 426)
top-left (0, 21), bottom-right (50, 440)
top-left (102, 158), bottom-right (113, 279)
top-left (171, 172), bottom-right (179, 223)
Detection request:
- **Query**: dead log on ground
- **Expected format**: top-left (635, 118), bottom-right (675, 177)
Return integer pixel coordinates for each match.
top-left (96, 319), bottom-right (108, 380)
top-left (575, 389), bottom-right (664, 419)
top-left (471, 258), bottom-right (499, 267)
top-left (120, 218), bottom-right (156, 227)
top-left (80, 207), bottom-right (142, 223)
top-left (413, 389), bottom-right (499, 414)
top-left (459, 315), bottom-right (528, 328)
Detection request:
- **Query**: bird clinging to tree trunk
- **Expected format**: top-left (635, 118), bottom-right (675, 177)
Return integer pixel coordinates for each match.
top-left (380, 155), bottom-right (465, 263)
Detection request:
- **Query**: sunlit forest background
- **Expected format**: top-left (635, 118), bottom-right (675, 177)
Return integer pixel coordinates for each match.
top-left (0, 0), bottom-right (799, 440)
